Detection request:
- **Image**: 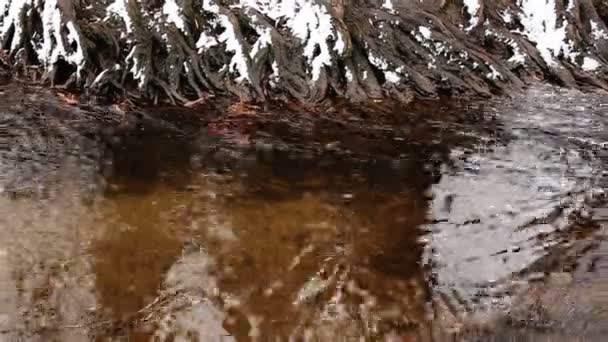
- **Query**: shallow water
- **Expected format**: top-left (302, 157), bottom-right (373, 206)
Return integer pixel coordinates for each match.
top-left (0, 85), bottom-right (607, 341)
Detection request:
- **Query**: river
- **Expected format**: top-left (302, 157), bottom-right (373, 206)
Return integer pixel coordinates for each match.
top-left (0, 84), bottom-right (606, 341)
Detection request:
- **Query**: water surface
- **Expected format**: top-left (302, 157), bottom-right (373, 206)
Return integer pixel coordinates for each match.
top-left (0, 85), bottom-right (606, 341)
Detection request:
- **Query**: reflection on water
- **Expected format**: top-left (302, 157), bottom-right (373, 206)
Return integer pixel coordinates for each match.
top-left (93, 192), bottom-right (183, 322)
top-left (0, 85), bottom-right (607, 340)
top-left (0, 169), bottom-right (434, 340)
top-left (103, 162), bottom-right (435, 340)
top-left (0, 111), bottom-right (443, 340)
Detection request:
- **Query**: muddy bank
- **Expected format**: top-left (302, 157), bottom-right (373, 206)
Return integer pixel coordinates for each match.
top-left (2, 0), bottom-right (608, 106)
top-left (0, 82), bottom-right (607, 340)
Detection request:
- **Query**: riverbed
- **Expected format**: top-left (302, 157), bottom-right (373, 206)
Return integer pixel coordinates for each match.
top-left (0, 84), bottom-right (606, 341)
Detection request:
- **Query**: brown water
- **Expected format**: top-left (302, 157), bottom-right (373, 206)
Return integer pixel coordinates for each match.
top-left (0, 84), bottom-right (607, 341)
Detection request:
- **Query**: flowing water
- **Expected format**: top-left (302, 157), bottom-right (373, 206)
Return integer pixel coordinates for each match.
top-left (0, 84), bottom-right (607, 341)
